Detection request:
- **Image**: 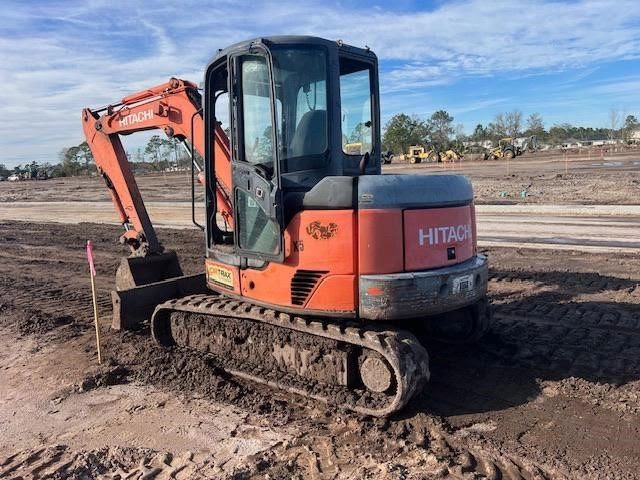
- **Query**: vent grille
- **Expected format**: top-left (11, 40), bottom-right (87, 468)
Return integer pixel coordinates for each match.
top-left (291, 270), bottom-right (328, 306)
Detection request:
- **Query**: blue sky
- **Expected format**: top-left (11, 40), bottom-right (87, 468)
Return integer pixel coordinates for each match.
top-left (1, 0), bottom-right (639, 167)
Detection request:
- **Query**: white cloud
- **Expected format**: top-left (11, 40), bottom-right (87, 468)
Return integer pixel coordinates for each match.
top-left (0, 0), bottom-right (639, 166)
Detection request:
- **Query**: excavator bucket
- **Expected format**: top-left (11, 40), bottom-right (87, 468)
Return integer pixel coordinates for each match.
top-left (111, 251), bottom-right (206, 330)
top-left (115, 251), bottom-right (183, 290)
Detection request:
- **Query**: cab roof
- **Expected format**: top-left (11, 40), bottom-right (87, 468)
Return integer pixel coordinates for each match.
top-left (206, 35), bottom-right (376, 68)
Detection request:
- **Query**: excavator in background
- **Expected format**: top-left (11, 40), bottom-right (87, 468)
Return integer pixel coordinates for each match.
top-left (82, 36), bottom-right (491, 416)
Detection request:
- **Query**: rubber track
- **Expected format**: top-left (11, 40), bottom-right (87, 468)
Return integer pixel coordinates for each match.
top-left (152, 294), bottom-right (430, 417)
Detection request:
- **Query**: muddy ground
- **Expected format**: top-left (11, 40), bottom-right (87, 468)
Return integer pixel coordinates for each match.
top-left (0, 220), bottom-right (639, 479)
top-left (1, 150), bottom-right (640, 206)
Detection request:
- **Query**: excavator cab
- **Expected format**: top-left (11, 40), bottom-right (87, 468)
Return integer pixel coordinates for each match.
top-left (198, 37), bottom-right (488, 326)
top-left (204, 37), bottom-right (380, 262)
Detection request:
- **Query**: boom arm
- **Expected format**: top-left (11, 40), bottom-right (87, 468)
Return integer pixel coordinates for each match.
top-left (82, 77), bottom-right (232, 256)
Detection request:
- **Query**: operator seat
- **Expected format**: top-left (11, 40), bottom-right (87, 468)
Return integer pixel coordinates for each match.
top-left (288, 110), bottom-right (327, 158)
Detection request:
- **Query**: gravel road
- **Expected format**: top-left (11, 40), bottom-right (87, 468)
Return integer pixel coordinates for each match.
top-left (1, 201), bottom-right (638, 253)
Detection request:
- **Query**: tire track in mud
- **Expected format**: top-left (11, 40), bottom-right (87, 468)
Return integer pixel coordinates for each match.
top-left (1, 282), bottom-right (112, 321)
top-left (0, 277), bottom-right (112, 337)
top-left (0, 445), bottom-right (226, 480)
top-left (493, 309), bottom-right (640, 379)
top-left (407, 268), bottom-right (640, 479)
top-left (256, 416), bottom-right (569, 480)
top-left (488, 270), bottom-right (640, 380)
top-left (0, 446), bottom-right (72, 480)
top-left (0, 414), bottom-right (579, 480)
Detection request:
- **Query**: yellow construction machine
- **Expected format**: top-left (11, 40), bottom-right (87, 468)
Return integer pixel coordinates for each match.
top-left (488, 138), bottom-right (519, 160)
top-left (405, 145), bottom-right (440, 164)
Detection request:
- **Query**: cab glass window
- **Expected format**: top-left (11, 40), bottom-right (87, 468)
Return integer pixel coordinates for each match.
top-left (340, 58), bottom-right (373, 155)
top-left (236, 189), bottom-right (280, 254)
top-left (241, 55), bottom-right (277, 172)
top-left (272, 48), bottom-right (328, 172)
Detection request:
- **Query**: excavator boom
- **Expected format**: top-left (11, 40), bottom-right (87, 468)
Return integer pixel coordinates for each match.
top-left (82, 78), bottom-right (233, 327)
top-left (82, 77), bottom-right (232, 257)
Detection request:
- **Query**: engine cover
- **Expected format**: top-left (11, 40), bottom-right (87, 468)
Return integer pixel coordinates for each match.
top-left (403, 205), bottom-right (474, 271)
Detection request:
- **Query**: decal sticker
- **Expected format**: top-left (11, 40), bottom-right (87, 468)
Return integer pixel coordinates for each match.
top-left (359, 193), bottom-right (374, 203)
top-left (207, 264), bottom-right (234, 288)
top-left (452, 274), bottom-right (474, 294)
top-left (306, 221), bottom-right (338, 240)
top-left (118, 108), bottom-right (154, 127)
top-left (418, 224), bottom-right (471, 246)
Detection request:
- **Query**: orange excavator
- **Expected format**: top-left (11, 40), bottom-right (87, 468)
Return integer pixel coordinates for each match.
top-left (82, 36), bottom-right (490, 416)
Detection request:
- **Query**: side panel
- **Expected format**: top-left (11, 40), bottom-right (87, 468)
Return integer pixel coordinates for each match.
top-left (304, 275), bottom-right (357, 311)
top-left (403, 206), bottom-right (474, 271)
top-left (358, 209), bottom-right (403, 275)
top-left (233, 210), bottom-right (357, 312)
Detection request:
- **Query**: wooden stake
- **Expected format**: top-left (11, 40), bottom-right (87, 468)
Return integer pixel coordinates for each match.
top-left (86, 241), bottom-right (102, 364)
top-left (90, 271), bottom-right (102, 364)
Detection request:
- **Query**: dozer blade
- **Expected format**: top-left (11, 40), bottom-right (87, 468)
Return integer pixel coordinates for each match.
top-left (110, 251), bottom-right (207, 330)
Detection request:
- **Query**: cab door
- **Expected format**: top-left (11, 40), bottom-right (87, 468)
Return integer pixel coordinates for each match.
top-left (230, 52), bottom-right (284, 262)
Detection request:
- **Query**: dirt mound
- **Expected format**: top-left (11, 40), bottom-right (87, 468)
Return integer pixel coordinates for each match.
top-left (0, 303), bottom-right (81, 336)
top-left (77, 363), bottom-right (130, 393)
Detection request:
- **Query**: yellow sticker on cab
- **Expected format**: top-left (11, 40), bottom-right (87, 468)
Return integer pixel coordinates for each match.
top-left (207, 263), bottom-right (234, 288)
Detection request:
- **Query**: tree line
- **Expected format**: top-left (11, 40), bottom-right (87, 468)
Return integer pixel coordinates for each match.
top-left (382, 110), bottom-right (639, 154)
top-left (36, 135), bottom-right (193, 178)
top-left (382, 110), bottom-right (463, 155)
top-left (3, 135), bottom-right (196, 180)
top-left (470, 111), bottom-right (638, 144)
top-left (8, 110), bottom-right (637, 179)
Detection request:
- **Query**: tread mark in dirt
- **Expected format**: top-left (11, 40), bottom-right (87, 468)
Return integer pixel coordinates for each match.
top-left (0, 446), bottom-right (221, 480)
top-left (491, 309), bottom-right (640, 379)
top-left (267, 420), bottom-right (567, 480)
